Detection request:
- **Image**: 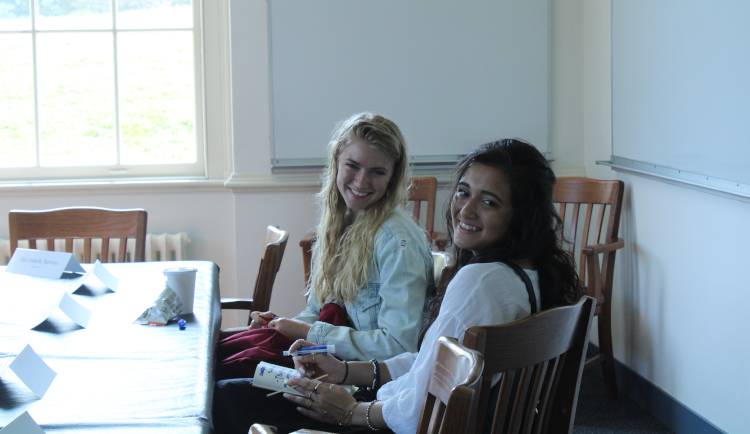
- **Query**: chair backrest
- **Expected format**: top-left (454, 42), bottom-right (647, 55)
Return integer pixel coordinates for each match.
top-left (553, 178), bottom-right (624, 305)
top-left (416, 336), bottom-right (485, 434)
top-left (9, 207), bottom-right (147, 263)
top-left (462, 296), bottom-right (596, 434)
top-left (249, 226), bottom-right (289, 320)
top-left (406, 176), bottom-right (438, 235)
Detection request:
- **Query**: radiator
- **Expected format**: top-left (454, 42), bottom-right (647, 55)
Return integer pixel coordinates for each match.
top-left (0, 233), bottom-right (190, 265)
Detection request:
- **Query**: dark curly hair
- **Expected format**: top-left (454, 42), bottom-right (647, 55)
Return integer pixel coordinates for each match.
top-left (419, 139), bottom-right (582, 348)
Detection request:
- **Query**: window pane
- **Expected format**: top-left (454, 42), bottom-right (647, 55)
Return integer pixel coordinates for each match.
top-left (118, 31), bottom-right (195, 164)
top-left (36, 0), bottom-right (111, 30)
top-left (117, 0), bottom-right (191, 30)
top-left (0, 0), bottom-right (30, 30)
top-left (0, 33), bottom-right (35, 167)
top-left (36, 32), bottom-right (115, 166)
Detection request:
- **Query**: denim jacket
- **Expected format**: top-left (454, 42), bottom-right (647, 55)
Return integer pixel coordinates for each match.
top-left (293, 208), bottom-right (434, 361)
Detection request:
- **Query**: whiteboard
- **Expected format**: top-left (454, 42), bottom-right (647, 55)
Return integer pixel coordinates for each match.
top-left (611, 0), bottom-right (750, 188)
top-left (268, 0), bottom-right (550, 168)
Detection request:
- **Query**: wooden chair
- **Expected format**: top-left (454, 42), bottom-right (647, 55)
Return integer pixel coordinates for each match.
top-left (462, 296), bottom-right (596, 434)
top-left (299, 176), bottom-right (446, 287)
top-left (416, 336), bottom-right (485, 434)
top-left (9, 207), bottom-right (147, 263)
top-left (431, 250), bottom-right (455, 289)
top-left (248, 336), bottom-right (484, 434)
top-left (553, 177), bottom-right (625, 400)
top-left (220, 226), bottom-right (289, 331)
top-left (406, 176), bottom-right (448, 251)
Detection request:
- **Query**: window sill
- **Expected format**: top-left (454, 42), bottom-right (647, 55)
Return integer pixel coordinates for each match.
top-left (0, 177), bottom-right (228, 197)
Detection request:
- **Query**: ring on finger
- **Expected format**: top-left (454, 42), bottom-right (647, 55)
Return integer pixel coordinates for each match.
top-left (307, 390), bottom-right (314, 399)
top-left (314, 383), bottom-right (321, 392)
top-left (308, 399), bottom-right (313, 409)
top-left (328, 384), bottom-right (334, 389)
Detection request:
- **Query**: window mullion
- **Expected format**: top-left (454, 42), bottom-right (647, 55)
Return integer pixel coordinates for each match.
top-left (112, 0), bottom-right (121, 168)
top-left (31, 0), bottom-right (40, 168)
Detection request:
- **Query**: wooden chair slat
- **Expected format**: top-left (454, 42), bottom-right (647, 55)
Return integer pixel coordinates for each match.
top-left (83, 239), bottom-right (92, 263)
top-left (118, 237), bottom-right (128, 262)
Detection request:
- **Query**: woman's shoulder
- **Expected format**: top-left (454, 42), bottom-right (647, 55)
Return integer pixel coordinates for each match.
top-left (440, 262), bottom-right (539, 325)
top-left (449, 263), bottom-right (538, 298)
top-left (378, 208), bottom-right (427, 241)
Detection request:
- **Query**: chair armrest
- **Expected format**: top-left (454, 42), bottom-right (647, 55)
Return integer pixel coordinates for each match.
top-left (220, 298), bottom-right (255, 311)
top-left (299, 231), bottom-right (316, 248)
top-left (300, 231), bottom-right (317, 288)
top-left (581, 238), bottom-right (624, 256)
top-left (250, 424), bottom-right (336, 434)
top-left (250, 424), bottom-right (278, 434)
top-left (581, 238), bottom-right (624, 305)
top-left (430, 231), bottom-right (449, 251)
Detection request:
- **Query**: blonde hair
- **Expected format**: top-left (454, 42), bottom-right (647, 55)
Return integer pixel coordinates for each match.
top-left (310, 112), bottom-right (410, 305)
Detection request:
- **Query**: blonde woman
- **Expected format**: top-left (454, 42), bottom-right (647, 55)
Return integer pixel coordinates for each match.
top-left (246, 112), bottom-right (434, 362)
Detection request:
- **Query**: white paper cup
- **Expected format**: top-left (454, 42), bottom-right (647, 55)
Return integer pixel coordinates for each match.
top-left (163, 267), bottom-right (197, 314)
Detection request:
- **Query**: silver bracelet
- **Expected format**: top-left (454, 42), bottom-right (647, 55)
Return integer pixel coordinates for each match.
top-left (365, 400), bottom-right (380, 430)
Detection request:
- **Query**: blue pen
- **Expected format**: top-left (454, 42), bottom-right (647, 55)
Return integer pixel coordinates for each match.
top-left (282, 345), bottom-right (336, 356)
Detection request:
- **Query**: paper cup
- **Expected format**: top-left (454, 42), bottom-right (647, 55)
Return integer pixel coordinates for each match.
top-left (163, 267), bottom-right (197, 314)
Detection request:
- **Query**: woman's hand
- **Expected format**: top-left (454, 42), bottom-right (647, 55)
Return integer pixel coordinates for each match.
top-left (248, 311), bottom-right (276, 330)
top-left (268, 317), bottom-right (312, 340)
top-left (284, 377), bottom-right (358, 426)
top-left (288, 339), bottom-right (347, 382)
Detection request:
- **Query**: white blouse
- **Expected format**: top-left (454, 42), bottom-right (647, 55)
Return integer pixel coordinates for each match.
top-left (377, 262), bottom-right (541, 434)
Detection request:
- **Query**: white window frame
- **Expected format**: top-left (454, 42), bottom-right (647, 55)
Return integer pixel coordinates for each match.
top-left (0, 0), bottom-right (232, 183)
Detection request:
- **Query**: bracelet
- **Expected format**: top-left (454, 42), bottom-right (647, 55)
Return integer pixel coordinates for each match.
top-left (339, 360), bottom-right (349, 384)
top-left (365, 400), bottom-right (380, 430)
top-left (369, 359), bottom-right (380, 390)
top-left (334, 401), bottom-right (358, 426)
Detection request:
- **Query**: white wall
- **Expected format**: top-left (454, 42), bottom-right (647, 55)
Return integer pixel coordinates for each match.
top-left (583, 1), bottom-right (748, 432)
top-left (0, 186), bottom-right (238, 310)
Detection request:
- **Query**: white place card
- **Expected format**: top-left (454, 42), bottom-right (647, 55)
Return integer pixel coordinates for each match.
top-left (0, 411), bottom-right (45, 434)
top-left (6, 249), bottom-right (86, 279)
top-left (91, 261), bottom-right (119, 292)
top-left (0, 273), bottom-right (66, 329)
top-left (58, 292), bottom-right (92, 328)
top-left (0, 326), bottom-right (31, 375)
top-left (9, 344), bottom-right (57, 398)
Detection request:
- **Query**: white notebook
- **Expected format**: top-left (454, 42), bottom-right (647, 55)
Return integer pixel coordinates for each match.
top-left (252, 361), bottom-right (305, 396)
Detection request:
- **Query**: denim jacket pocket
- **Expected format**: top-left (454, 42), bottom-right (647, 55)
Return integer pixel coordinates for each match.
top-left (351, 282), bottom-right (381, 330)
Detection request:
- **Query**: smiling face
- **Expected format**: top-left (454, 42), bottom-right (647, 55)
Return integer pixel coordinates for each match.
top-left (336, 139), bottom-right (396, 212)
top-left (451, 163), bottom-right (513, 256)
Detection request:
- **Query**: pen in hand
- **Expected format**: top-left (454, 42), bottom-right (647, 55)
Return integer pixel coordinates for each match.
top-left (266, 374), bottom-right (329, 397)
top-left (282, 345), bottom-right (336, 357)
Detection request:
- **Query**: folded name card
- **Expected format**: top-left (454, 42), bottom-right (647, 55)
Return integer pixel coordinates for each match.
top-left (8, 344), bottom-right (57, 398)
top-left (0, 411), bottom-right (45, 434)
top-left (6, 249), bottom-right (86, 279)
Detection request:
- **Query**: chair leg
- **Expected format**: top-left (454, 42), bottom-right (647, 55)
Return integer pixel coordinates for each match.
top-left (597, 306), bottom-right (618, 400)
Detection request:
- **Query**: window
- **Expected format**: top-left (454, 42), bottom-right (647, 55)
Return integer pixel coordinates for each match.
top-left (0, 0), bottom-right (205, 180)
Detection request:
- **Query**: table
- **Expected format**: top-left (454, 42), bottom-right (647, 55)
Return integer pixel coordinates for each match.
top-left (0, 261), bottom-right (222, 433)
